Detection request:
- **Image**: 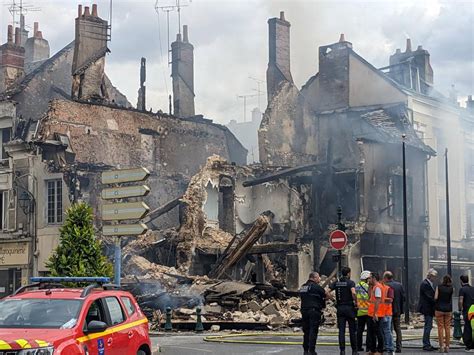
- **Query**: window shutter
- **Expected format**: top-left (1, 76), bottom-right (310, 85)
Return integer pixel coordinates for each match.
top-left (6, 190), bottom-right (16, 231)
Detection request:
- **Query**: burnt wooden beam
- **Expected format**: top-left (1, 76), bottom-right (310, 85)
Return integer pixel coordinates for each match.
top-left (143, 196), bottom-right (183, 225)
top-left (247, 242), bottom-right (298, 254)
top-left (242, 163), bottom-right (324, 187)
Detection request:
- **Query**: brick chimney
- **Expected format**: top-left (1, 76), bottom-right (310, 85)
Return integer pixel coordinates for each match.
top-left (137, 57), bottom-right (146, 111)
top-left (19, 14), bottom-right (28, 46)
top-left (71, 3), bottom-right (109, 101)
top-left (388, 39), bottom-right (434, 94)
top-left (0, 25), bottom-right (25, 92)
top-left (266, 11), bottom-right (293, 103)
top-left (316, 34), bottom-right (353, 110)
top-left (171, 25), bottom-right (195, 118)
top-left (24, 22), bottom-right (50, 65)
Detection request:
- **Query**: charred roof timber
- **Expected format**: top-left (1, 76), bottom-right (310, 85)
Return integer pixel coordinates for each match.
top-left (266, 11), bottom-right (293, 104)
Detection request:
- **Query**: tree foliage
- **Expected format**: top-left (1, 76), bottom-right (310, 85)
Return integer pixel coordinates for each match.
top-left (47, 202), bottom-right (113, 278)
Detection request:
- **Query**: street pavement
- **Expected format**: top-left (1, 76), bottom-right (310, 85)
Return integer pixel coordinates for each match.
top-left (151, 331), bottom-right (470, 354)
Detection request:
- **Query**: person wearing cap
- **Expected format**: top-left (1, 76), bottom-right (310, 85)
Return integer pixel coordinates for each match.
top-left (356, 270), bottom-right (371, 352)
top-left (418, 268), bottom-right (438, 351)
top-left (299, 272), bottom-right (326, 355)
top-left (384, 271), bottom-right (405, 353)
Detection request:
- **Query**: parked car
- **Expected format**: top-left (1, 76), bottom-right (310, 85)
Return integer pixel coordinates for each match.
top-left (0, 277), bottom-right (152, 355)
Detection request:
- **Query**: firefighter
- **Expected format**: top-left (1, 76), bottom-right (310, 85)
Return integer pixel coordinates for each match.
top-left (299, 272), bottom-right (326, 355)
top-left (329, 266), bottom-right (358, 355)
top-left (356, 270), bottom-right (371, 352)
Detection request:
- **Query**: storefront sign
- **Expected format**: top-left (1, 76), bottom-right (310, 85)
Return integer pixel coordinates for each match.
top-left (0, 242), bottom-right (29, 266)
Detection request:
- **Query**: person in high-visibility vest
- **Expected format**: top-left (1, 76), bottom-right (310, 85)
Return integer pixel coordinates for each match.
top-left (367, 272), bottom-right (384, 355)
top-left (469, 304), bottom-right (474, 342)
top-left (356, 270), bottom-right (371, 352)
top-left (381, 274), bottom-right (395, 354)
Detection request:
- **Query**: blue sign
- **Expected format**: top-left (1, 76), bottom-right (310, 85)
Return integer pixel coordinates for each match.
top-left (98, 338), bottom-right (105, 355)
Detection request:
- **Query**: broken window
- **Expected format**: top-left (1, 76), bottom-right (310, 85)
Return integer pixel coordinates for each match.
top-left (46, 179), bottom-right (63, 224)
top-left (387, 174), bottom-right (413, 220)
top-left (1, 128), bottom-right (11, 161)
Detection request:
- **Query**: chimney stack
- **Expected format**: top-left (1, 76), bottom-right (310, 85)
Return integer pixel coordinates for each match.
top-left (0, 25), bottom-right (25, 91)
top-left (7, 25), bottom-right (13, 44)
top-left (389, 39), bottom-right (433, 95)
top-left (171, 25), bottom-right (195, 118)
top-left (78, 4), bottom-right (82, 17)
top-left (19, 14), bottom-right (28, 46)
top-left (266, 11), bottom-right (293, 104)
top-left (71, 3), bottom-right (109, 101)
top-left (137, 57), bottom-right (146, 111)
top-left (14, 27), bottom-right (20, 45)
top-left (25, 22), bottom-right (50, 64)
top-left (183, 25), bottom-right (189, 43)
top-left (339, 33), bottom-right (346, 42)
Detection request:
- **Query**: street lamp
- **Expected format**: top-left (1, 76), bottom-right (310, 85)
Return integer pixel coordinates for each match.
top-left (402, 134), bottom-right (410, 324)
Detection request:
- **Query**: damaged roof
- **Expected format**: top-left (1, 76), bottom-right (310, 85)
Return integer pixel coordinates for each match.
top-left (351, 104), bottom-right (435, 155)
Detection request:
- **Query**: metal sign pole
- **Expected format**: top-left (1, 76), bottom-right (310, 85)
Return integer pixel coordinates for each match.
top-left (114, 236), bottom-right (121, 286)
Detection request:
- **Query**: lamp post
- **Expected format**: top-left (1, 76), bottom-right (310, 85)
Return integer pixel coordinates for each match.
top-left (402, 134), bottom-right (410, 324)
top-left (445, 148), bottom-right (452, 276)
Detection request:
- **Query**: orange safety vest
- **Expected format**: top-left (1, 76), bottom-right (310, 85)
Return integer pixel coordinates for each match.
top-left (368, 282), bottom-right (385, 318)
top-left (382, 283), bottom-right (393, 317)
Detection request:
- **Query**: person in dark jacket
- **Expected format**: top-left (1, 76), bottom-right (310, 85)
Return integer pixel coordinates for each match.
top-left (434, 274), bottom-right (453, 353)
top-left (300, 272), bottom-right (326, 355)
top-left (384, 271), bottom-right (405, 353)
top-left (418, 268), bottom-right (438, 351)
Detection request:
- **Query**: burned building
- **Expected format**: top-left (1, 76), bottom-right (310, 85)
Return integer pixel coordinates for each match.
top-left (260, 13), bottom-right (437, 301)
top-left (0, 4), bottom-right (246, 296)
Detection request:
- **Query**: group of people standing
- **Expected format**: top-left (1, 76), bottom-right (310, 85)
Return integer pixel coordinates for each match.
top-left (299, 267), bottom-right (474, 355)
top-left (418, 269), bottom-right (474, 352)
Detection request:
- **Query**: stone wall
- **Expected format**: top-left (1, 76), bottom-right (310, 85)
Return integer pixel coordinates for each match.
top-left (37, 99), bottom-right (247, 228)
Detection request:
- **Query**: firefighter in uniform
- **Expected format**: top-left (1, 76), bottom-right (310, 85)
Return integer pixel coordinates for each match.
top-left (356, 270), bottom-right (371, 352)
top-left (329, 266), bottom-right (358, 355)
top-left (299, 272), bottom-right (326, 355)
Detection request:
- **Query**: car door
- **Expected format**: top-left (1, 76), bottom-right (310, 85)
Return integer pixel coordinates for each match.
top-left (81, 298), bottom-right (112, 355)
top-left (103, 296), bottom-right (129, 354)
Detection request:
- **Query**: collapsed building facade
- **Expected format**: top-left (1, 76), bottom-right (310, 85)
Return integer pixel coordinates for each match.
top-left (258, 12), bottom-right (474, 298)
top-left (0, 4), bottom-right (245, 297)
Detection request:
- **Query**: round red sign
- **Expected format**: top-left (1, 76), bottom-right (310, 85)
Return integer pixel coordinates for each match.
top-left (329, 230), bottom-right (348, 250)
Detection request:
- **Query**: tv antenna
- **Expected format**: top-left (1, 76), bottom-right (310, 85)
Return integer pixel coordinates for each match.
top-left (155, 0), bottom-right (191, 66)
top-left (248, 76), bottom-right (265, 111)
top-left (6, 0), bottom-right (40, 27)
top-left (237, 93), bottom-right (258, 122)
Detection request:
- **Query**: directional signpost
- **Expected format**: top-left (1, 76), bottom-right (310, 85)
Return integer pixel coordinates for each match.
top-left (101, 167), bottom-right (151, 285)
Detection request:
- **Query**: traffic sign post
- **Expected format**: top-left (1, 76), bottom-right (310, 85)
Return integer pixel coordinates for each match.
top-left (330, 207), bottom-right (347, 278)
top-left (101, 168), bottom-right (151, 286)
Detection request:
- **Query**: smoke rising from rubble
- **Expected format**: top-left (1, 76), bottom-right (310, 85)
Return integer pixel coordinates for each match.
top-left (1, 0), bottom-right (470, 123)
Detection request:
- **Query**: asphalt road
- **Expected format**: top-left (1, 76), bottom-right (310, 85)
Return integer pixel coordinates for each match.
top-left (151, 334), bottom-right (470, 355)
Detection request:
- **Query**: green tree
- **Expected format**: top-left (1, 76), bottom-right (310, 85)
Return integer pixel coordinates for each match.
top-left (47, 202), bottom-right (113, 278)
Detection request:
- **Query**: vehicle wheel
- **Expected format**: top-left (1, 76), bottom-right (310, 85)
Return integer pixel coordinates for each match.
top-left (137, 350), bottom-right (146, 355)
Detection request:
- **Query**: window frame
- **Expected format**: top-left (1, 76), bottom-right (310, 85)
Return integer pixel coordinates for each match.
top-left (45, 179), bottom-right (63, 225)
top-left (103, 296), bottom-right (126, 326)
top-left (120, 296), bottom-right (136, 317)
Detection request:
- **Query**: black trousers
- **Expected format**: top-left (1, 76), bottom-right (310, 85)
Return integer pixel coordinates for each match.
top-left (302, 308), bottom-right (322, 352)
top-left (356, 315), bottom-right (370, 351)
top-left (367, 317), bottom-right (384, 353)
top-left (392, 314), bottom-right (402, 351)
top-left (336, 305), bottom-right (357, 351)
top-left (463, 313), bottom-right (473, 350)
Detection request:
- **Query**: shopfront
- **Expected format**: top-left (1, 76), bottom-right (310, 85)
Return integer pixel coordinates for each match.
top-left (0, 241), bottom-right (29, 297)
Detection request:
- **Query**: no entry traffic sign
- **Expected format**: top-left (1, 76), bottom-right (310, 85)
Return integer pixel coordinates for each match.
top-left (329, 230), bottom-right (347, 250)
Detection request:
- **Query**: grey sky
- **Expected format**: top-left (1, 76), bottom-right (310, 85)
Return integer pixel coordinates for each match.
top-left (0, 0), bottom-right (473, 124)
